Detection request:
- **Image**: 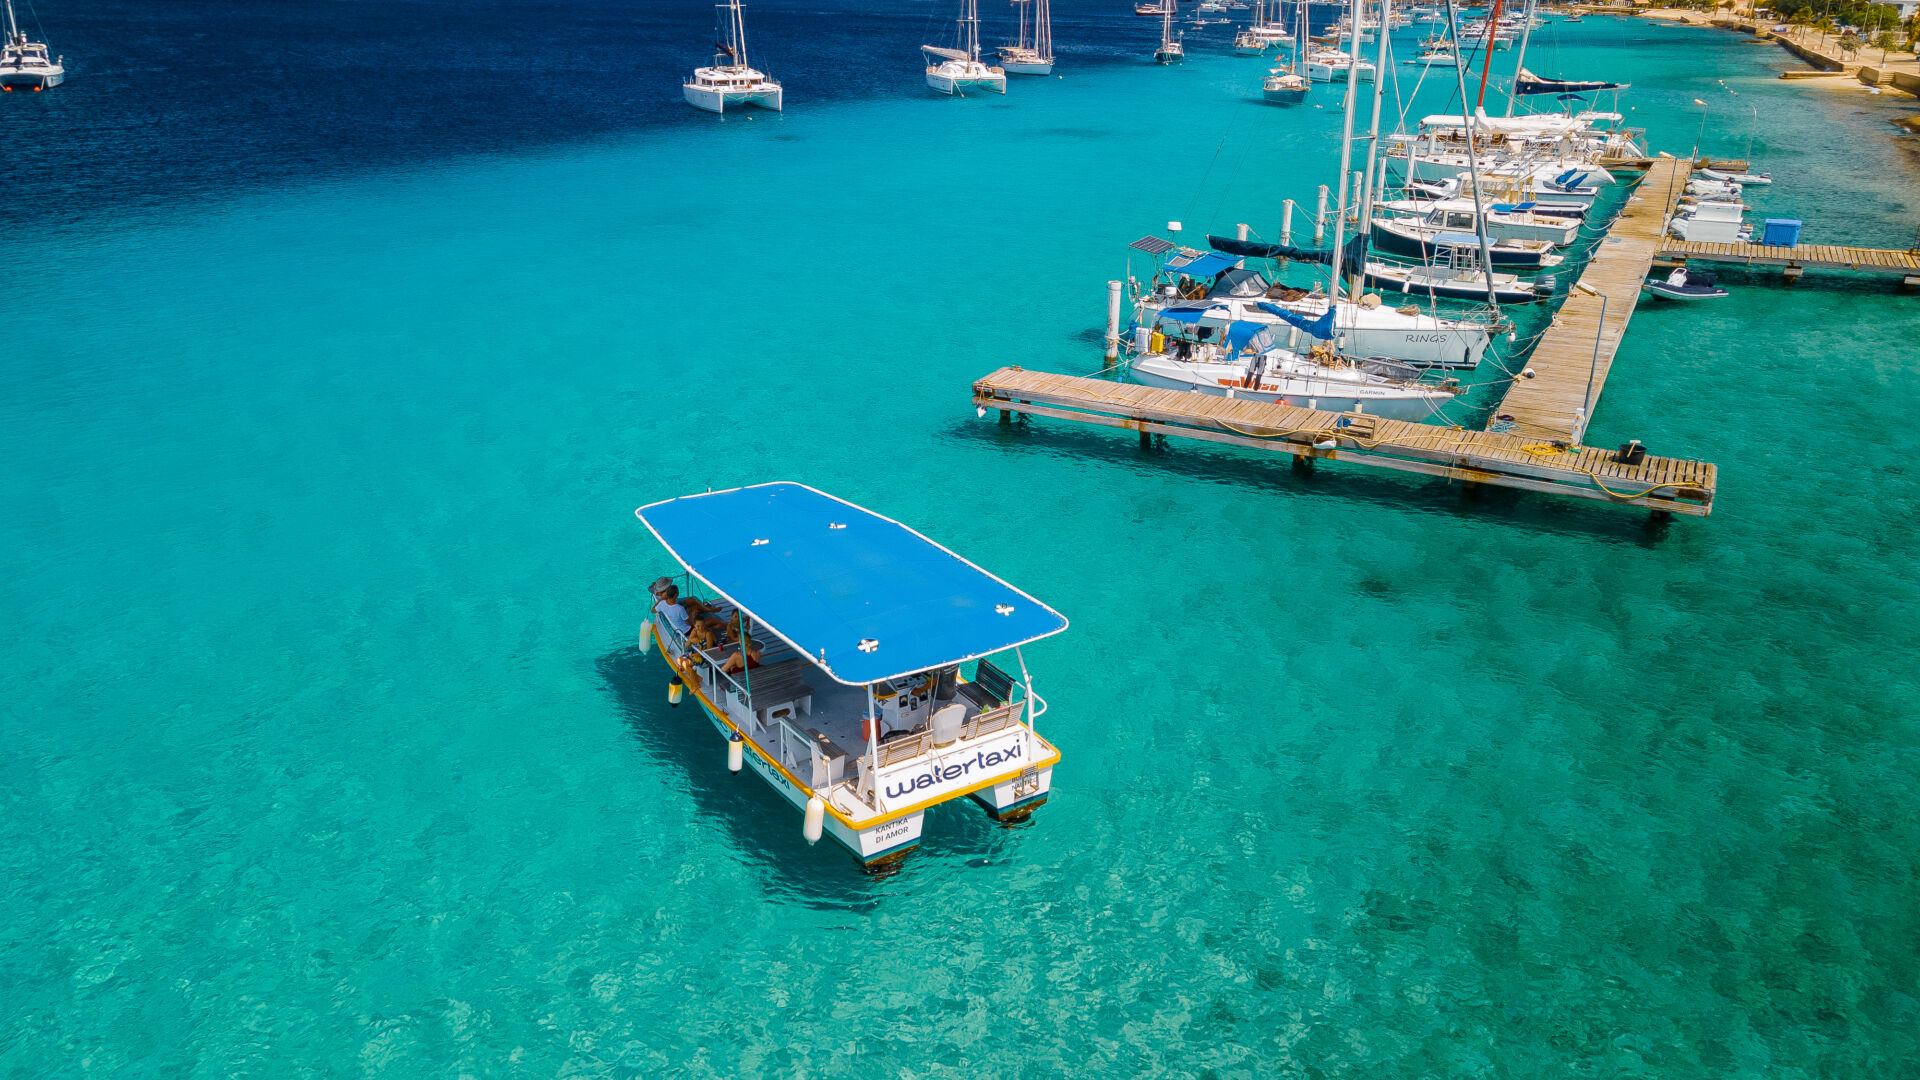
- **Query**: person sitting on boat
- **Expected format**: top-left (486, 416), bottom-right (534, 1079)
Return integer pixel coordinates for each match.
top-left (687, 610), bottom-right (745, 652)
top-left (1177, 274), bottom-right (1208, 300)
top-left (653, 583), bottom-right (725, 641)
top-left (651, 581), bottom-right (693, 637)
top-left (717, 636), bottom-right (763, 676)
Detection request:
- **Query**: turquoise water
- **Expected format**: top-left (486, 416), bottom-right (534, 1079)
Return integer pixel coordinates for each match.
top-left (6, 13), bottom-right (1920, 1077)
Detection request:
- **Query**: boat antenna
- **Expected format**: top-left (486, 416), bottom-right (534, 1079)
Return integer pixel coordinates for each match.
top-left (1504, 0), bottom-right (1537, 117)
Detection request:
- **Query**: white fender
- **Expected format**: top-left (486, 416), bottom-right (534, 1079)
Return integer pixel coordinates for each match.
top-left (803, 796), bottom-right (826, 844)
top-left (727, 732), bottom-right (744, 773)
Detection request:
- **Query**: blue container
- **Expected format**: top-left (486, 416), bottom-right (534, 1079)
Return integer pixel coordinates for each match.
top-left (1762, 218), bottom-right (1803, 247)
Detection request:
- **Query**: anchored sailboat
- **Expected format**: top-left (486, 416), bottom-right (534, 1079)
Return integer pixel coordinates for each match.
top-left (925, 0), bottom-right (1008, 94)
top-left (1154, 0), bottom-right (1184, 63)
top-left (999, 0), bottom-right (1054, 75)
top-left (683, 0), bottom-right (782, 113)
top-left (0, 0), bottom-right (62, 92)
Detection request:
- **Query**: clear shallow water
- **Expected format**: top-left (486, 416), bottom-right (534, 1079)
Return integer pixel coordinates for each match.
top-left (4, 5), bottom-right (1920, 1077)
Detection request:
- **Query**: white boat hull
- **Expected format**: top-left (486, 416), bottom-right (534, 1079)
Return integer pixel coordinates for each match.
top-left (0, 66), bottom-right (62, 90)
top-left (1307, 60), bottom-right (1375, 82)
top-left (927, 61), bottom-right (1007, 94)
top-left (1177, 297), bottom-right (1492, 369)
top-left (682, 83), bottom-right (783, 113)
top-left (1131, 356), bottom-right (1449, 421)
top-left (1000, 59), bottom-right (1054, 74)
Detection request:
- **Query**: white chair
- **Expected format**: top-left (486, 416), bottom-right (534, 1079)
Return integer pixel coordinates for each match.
top-left (930, 703), bottom-right (965, 748)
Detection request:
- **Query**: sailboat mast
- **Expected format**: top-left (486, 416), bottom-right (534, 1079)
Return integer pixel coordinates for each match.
top-left (731, 0), bottom-right (749, 70)
top-left (1442, 0), bottom-right (1504, 313)
top-left (1162, 0), bottom-right (1174, 50)
top-left (1504, 0), bottom-right (1537, 117)
top-left (1036, 0), bottom-right (1051, 60)
top-left (3, 0), bottom-right (18, 43)
top-left (965, 0), bottom-right (980, 62)
top-left (1353, 0), bottom-right (1394, 298)
top-left (1474, 0), bottom-right (1505, 111)
top-left (1328, 0), bottom-right (1364, 303)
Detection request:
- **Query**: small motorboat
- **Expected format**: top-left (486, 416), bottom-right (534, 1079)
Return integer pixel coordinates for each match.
top-left (1644, 267), bottom-right (1729, 302)
top-left (1686, 177), bottom-right (1742, 200)
top-left (1699, 167), bottom-right (1771, 186)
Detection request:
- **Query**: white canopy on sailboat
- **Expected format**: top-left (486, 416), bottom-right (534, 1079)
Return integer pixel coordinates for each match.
top-left (1416, 112), bottom-right (1590, 138)
top-left (921, 45), bottom-right (970, 62)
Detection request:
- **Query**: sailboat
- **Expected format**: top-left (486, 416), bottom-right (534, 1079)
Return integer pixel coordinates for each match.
top-left (1154, 0), bottom-right (1185, 63)
top-left (925, 0), bottom-right (1007, 95)
top-left (683, 0), bottom-right (782, 113)
top-left (1235, 0), bottom-right (1293, 53)
top-left (999, 0), bottom-right (1054, 75)
top-left (1262, 0), bottom-right (1308, 103)
top-left (0, 0), bottom-right (62, 92)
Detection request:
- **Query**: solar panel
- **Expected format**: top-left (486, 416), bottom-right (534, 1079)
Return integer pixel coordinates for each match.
top-left (1128, 236), bottom-right (1176, 255)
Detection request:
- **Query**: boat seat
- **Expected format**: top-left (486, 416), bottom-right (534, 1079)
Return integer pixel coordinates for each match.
top-left (957, 659), bottom-right (1016, 711)
top-left (745, 659), bottom-right (815, 721)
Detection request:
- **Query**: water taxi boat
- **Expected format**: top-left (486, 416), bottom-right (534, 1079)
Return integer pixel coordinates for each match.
top-left (636, 482), bottom-right (1067, 868)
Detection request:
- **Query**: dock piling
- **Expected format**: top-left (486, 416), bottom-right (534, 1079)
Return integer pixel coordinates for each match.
top-left (1104, 280), bottom-right (1123, 362)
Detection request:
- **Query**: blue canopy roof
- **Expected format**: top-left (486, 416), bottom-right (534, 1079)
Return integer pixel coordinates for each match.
top-left (636, 483), bottom-right (1067, 686)
top-left (1165, 251), bottom-right (1239, 278)
top-left (1156, 304), bottom-right (1234, 326)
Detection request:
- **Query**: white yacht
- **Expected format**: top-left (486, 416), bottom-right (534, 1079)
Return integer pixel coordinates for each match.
top-left (1234, 0), bottom-right (1292, 51)
top-left (1305, 48), bottom-right (1374, 82)
top-left (1, 0), bottom-right (62, 92)
top-left (925, 0), bottom-right (1007, 95)
top-left (998, 0), bottom-right (1054, 74)
top-left (1407, 40), bottom-right (1462, 66)
top-left (683, 0), bottom-right (781, 113)
top-left (1130, 311), bottom-right (1460, 421)
top-left (1136, 251), bottom-right (1494, 370)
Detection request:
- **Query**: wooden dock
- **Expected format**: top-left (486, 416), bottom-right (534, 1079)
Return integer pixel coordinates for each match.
top-left (1656, 239), bottom-right (1920, 285)
top-left (1494, 157), bottom-right (1690, 444)
top-left (972, 367), bottom-right (1717, 516)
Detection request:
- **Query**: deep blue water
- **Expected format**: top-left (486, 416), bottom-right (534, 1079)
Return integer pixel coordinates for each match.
top-left (5, 3), bottom-right (1920, 1077)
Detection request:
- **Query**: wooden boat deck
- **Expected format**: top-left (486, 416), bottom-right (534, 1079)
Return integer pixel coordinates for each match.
top-left (972, 366), bottom-right (1716, 516)
top-left (1493, 157), bottom-right (1690, 444)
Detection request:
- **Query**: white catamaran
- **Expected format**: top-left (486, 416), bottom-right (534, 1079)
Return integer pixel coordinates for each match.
top-left (637, 483), bottom-right (1067, 868)
top-left (925, 0), bottom-right (1008, 94)
top-left (1, 0), bottom-right (62, 92)
top-left (998, 0), bottom-right (1054, 75)
top-left (683, 0), bottom-right (782, 113)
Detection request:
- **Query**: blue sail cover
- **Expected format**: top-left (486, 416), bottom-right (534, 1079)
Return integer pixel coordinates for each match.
top-left (1515, 70), bottom-right (1626, 96)
top-left (636, 483), bottom-right (1068, 686)
top-left (1255, 301), bottom-right (1337, 341)
top-left (1209, 234), bottom-right (1369, 277)
top-left (1165, 250), bottom-right (1240, 278)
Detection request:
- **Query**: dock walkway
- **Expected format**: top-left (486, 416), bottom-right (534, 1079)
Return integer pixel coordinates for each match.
top-left (1657, 239), bottom-right (1920, 284)
top-left (972, 367), bottom-right (1717, 516)
top-left (1494, 157), bottom-right (1690, 443)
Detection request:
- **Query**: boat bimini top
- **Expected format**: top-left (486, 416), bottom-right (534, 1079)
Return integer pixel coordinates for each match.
top-left (635, 482), bottom-right (1067, 686)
